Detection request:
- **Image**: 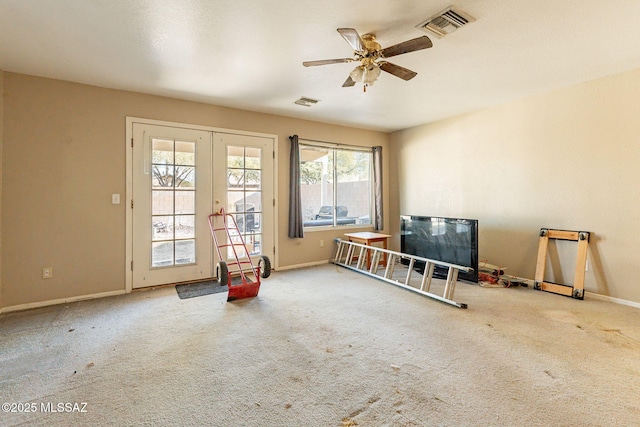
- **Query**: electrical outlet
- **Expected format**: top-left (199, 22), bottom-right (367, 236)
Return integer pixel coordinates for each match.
top-left (42, 267), bottom-right (53, 279)
top-left (320, 239), bottom-right (324, 247)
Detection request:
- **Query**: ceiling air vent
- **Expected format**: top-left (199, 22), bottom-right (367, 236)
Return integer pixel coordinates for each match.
top-left (416, 6), bottom-right (475, 38)
top-left (295, 97), bottom-right (320, 107)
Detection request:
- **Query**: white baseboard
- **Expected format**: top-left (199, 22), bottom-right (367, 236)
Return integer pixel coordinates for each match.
top-left (510, 276), bottom-right (640, 309)
top-left (275, 260), bottom-right (329, 272)
top-left (1, 289), bottom-right (126, 314)
top-left (585, 291), bottom-right (640, 309)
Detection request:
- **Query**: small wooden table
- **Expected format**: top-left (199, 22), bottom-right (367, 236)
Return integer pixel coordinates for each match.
top-left (344, 232), bottom-right (391, 270)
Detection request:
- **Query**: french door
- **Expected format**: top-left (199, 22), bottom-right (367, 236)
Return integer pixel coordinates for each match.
top-left (132, 124), bottom-right (212, 288)
top-left (212, 133), bottom-right (274, 273)
top-left (130, 122), bottom-right (274, 289)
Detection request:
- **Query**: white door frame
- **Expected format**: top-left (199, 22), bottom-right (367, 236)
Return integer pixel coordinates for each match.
top-left (125, 117), bottom-right (279, 293)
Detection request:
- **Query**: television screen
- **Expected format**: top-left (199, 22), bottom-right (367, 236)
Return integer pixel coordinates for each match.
top-left (400, 215), bottom-right (478, 283)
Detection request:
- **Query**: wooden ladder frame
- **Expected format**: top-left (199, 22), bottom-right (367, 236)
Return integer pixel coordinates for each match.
top-left (534, 228), bottom-right (590, 299)
top-left (333, 238), bottom-right (472, 309)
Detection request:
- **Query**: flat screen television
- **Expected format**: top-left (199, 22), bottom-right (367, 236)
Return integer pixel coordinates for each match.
top-left (400, 215), bottom-right (478, 283)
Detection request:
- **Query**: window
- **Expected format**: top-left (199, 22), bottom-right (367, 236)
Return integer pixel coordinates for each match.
top-left (151, 138), bottom-right (196, 267)
top-left (299, 143), bottom-right (373, 228)
top-left (226, 145), bottom-right (263, 258)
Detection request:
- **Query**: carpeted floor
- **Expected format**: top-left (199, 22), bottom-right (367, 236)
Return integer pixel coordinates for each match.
top-left (1, 264), bottom-right (639, 426)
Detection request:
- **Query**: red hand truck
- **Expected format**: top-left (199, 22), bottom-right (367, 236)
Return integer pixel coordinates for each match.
top-left (208, 208), bottom-right (271, 301)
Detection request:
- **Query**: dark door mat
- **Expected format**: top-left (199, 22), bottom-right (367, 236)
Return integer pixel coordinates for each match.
top-left (175, 277), bottom-right (248, 299)
top-left (175, 280), bottom-right (227, 299)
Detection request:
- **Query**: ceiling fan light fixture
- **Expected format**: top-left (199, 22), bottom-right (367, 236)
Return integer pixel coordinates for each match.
top-left (363, 64), bottom-right (381, 85)
top-left (350, 64), bottom-right (381, 90)
top-left (349, 65), bottom-right (365, 83)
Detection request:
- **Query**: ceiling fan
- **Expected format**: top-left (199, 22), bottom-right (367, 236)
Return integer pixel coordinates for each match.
top-left (303, 28), bottom-right (433, 92)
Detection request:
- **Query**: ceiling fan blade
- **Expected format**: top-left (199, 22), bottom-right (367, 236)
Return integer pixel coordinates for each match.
top-left (337, 28), bottom-right (365, 52)
top-left (303, 58), bottom-right (354, 67)
top-left (379, 62), bottom-right (418, 81)
top-left (381, 36), bottom-right (433, 58)
top-left (342, 76), bottom-right (356, 87)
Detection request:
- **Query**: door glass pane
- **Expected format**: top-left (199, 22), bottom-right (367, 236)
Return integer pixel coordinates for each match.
top-left (150, 138), bottom-right (197, 268)
top-left (227, 234), bottom-right (246, 259)
top-left (152, 241), bottom-right (174, 267)
top-left (228, 169), bottom-right (244, 188)
top-left (175, 141), bottom-right (195, 166)
top-left (245, 147), bottom-right (261, 169)
top-left (175, 215), bottom-right (195, 239)
top-left (175, 240), bottom-right (195, 265)
top-left (175, 191), bottom-right (195, 214)
top-left (225, 145), bottom-right (262, 260)
top-left (245, 170), bottom-right (261, 189)
top-left (152, 165), bottom-right (175, 188)
top-left (247, 233), bottom-right (261, 256)
top-left (227, 145), bottom-right (244, 168)
top-left (234, 213), bottom-right (246, 233)
top-left (152, 191), bottom-right (174, 215)
top-left (249, 213), bottom-right (262, 234)
top-left (152, 216), bottom-right (173, 240)
top-left (152, 139), bottom-right (174, 163)
top-left (228, 192), bottom-right (245, 211)
top-left (175, 166), bottom-right (195, 188)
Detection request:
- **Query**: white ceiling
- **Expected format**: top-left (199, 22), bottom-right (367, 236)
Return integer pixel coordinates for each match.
top-left (2, 0), bottom-right (640, 132)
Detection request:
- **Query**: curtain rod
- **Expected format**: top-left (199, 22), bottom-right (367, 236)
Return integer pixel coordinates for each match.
top-left (293, 136), bottom-right (372, 151)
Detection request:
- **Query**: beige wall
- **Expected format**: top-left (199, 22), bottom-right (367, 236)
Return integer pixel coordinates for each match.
top-left (1, 73), bottom-right (389, 308)
top-left (390, 67), bottom-right (640, 303)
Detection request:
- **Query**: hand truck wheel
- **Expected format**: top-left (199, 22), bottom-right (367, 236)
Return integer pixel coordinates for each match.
top-left (216, 261), bottom-right (228, 286)
top-left (259, 255), bottom-right (271, 278)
